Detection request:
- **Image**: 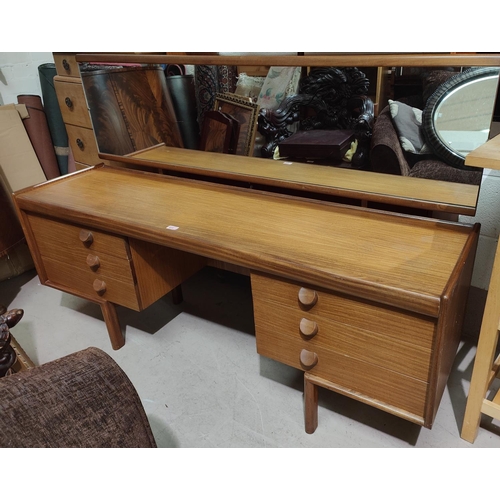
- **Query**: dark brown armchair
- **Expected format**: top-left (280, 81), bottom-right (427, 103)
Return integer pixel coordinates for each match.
top-left (0, 347), bottom-right (156, 448)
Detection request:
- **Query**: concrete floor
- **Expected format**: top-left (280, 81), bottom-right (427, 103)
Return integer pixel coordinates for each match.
top-left (2, 265), bottom-right (500, 448)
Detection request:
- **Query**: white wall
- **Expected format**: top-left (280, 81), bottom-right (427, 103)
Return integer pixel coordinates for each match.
top-left (0, 52), bottom-right (498, 290)
top-left (0, 52), bottom-right (54, 106)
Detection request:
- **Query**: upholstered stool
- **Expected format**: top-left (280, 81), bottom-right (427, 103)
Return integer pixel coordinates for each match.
top-left (0, 347), bottom-right (156, 447)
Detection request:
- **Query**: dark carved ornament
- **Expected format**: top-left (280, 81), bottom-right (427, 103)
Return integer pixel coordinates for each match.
top-left (258, 67), bottom-right (374, 166)
top-left (0, 306), bottom-right (24, 377)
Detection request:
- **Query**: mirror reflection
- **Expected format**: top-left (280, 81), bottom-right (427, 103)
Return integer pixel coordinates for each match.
top-left (77, 59), bottom-right (500, 191)
top-left (422, 67), bottom-right (499, 167)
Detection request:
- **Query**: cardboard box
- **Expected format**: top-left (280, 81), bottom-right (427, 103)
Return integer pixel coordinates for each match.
top-left (0, 104), bottom-right (43, 281)
top-left (279, 129), bottom-right (355, 161)
top-left (0, 104), bottom-right (47, 194)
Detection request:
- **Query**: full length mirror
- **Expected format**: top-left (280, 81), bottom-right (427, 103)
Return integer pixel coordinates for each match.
top-left (57, 53), bottom-right (500, 216)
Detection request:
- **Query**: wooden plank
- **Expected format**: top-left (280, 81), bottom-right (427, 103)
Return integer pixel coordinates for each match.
top-left (465, 134), bottom-right (500, 170)
top-left (461, 235), bottom-right (500, 442)
top-left (481, 398), bottom-right (500, 420)
top-left (304, 373), bottom-right (425, 426)
top-left (105, 145), bottom-right (480, 215)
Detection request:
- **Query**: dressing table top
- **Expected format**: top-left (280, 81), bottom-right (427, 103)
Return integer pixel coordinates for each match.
top-left (103, 145), bottom-right (480, 215)
top-left (15, 164), bottom-right (478, 318)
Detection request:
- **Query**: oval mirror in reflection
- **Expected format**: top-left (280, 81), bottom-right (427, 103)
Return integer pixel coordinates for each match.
top-left (422, 67), bottom-right (500, 168)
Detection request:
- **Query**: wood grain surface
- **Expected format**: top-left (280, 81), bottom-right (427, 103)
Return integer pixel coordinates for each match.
top-left (14, 165), bottom-right (478, 317)
top-left (108, 144), bottom-right (480, 215)
top-left (465, 133), bottom-right (500, 170)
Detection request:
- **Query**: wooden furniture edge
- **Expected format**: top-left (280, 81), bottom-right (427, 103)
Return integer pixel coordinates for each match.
top-left (102, 148), bottom-right (479, 216)
top-left (13, 165), bottom-right (477, 319)
top-left (465, 134), bottom-right (500, 170)
top-left (424, 222), bottom-right (481, 425)
top-left (304, 372), bottom-right (426, 434)
top-left (74, 53), bottom-right (500, 68)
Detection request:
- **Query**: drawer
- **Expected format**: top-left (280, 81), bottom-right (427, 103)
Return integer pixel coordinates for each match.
top-left (253, 299), bottom-right (432, 381)
top-left (250, 272), bottom-right (436, 351)
top-left (27, 214), bottom-right (139, 309)
top-left (66, 124), bottom-right (101, 165)
top-left (42, 256), bottom-right (139, 310)
top-left (255, 315), bottom-right (428, 418)
top-left (53, 54), bottom-right (80, 78)
top-left (251, 272), bottom-right (430, 419)
top-left (28, 214), bottom-right (130, 261)
top-left (54, 77), bottom-right (93, 128)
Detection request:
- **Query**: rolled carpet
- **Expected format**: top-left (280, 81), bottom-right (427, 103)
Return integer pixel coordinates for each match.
top-left (17, 94), bottom-right (60, 180)
top-left (38, 63), bottom-right (69, 175)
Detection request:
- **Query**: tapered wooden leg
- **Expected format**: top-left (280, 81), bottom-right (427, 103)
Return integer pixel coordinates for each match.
top-left (304, 373), bottom-right (318, 434)
top-left (100, 302), bottom-right (125, 350)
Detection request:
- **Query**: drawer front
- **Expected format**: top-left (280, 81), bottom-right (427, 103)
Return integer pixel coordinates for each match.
top-left (254, 308), bottom-right (428, 418)
top-left (27, 214), bottom-right (139, 309)
top-left (43, 256), bottom-right (139, 310)
top-left (253, 299), bottom-right (432, 381)
top-left (28, 214), bottom-right (130, 260)
top-left (251, 272), bottom-right (436, 351)
top-left (53, 54), bottom-right (80, 78)
top-left (54, 78), bottom-right (93, 128)
top-left (66, 124), bottom-right (101, 165)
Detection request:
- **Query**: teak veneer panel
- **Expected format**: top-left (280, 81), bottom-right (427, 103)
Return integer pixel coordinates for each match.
top-left (252, 297), bottom-right (433, 381)
top-left (107, 145), bottom-right (480, 215)
top-left (13, 164), bottom-right (480, 429)
top-left (250, 272), bottom-right (436, 351)
top-left (253, 305), bottom-right (429, 419)
top-left (23, 211), bottom-right (205, 312)
top-left (128, 238), bottom-right (206, 309)
top-left (14, 165), bottom-right (478, 318)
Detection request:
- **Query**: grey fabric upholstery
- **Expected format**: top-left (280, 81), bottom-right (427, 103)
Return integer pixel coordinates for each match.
top-left (370, 70), bottom-right (483, 186)
top-left (370, 104), bottom-right (482, 185)
top-left (0, 347), bottom-right (156, 448)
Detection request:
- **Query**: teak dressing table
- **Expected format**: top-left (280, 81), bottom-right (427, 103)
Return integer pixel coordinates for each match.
top-left (14, 164), bottom-right (479, 431)
top-left (15, 52), bottom-right (500, 433)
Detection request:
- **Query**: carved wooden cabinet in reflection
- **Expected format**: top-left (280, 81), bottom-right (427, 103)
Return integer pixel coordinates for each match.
top-left (81, 67), bottom-right (184, 156)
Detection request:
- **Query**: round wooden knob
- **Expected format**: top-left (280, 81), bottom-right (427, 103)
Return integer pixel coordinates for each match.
top-left (298, 287), bottom-right (318, 308)
top-left (65, 97), bottom-right (73, 108)
top-left (299, 318), bottom-right (318, 338)
top-left (93, 279), bottom-right (106, 295)
top-left (79, 229), bottom-right (93, 246)
top-left (299, 349), bottom-right (318, 370)
top-left (86, 254), bottom-right (100, 271)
